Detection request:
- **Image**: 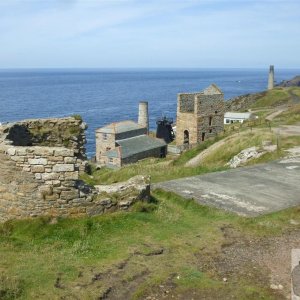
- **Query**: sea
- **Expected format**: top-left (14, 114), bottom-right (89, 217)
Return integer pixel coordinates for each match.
top-left (0, 68), bottom-right (299, 157)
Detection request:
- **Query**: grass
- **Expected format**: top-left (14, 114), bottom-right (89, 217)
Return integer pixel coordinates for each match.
top-left (200, 129), bottom-right (278, 168)
top-left (272, 103), bottom-right (300, 125)
top-left (81, 134), bottom-right (231, 185)
top-left (81, 158), bottom-right (226, 185)
top-left (2, 86), bottom-right (300, 298)
top-left (1, 190), bottom-right (300, 299)
top-left (172, 134), bottom-right (228, 166)
top-left (82, 126), bottom-right (300, 186)
top-left (250, 87), bottom-right (292, 109)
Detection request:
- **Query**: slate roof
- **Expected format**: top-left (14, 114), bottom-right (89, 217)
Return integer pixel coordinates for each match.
top-left (106, 135), bottom-right (166, 159)
top-left (96, 120), bottom-right (145, 134)
top-left (224, 112), bottom-right (254, 119)
top-left (178, 84), bottom-right (223, 96)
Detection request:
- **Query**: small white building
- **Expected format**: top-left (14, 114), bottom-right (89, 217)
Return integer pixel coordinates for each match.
top-left (224, 112), bottom-right (257, 124)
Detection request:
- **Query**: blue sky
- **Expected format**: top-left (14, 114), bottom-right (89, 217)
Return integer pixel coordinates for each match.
top-left (0, 0), bottom-right (299, 68)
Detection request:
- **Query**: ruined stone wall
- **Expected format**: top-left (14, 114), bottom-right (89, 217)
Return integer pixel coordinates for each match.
top-left (0, 117), bottom-right (89, 221)
top-left (8, 117), bottom-right (87, 159)
top-left (196, 94), bottom-right (224, 141)
top-left (0, 117), bottom-right (150, 222)
top-left (0, 145), bottom-right (89, 222)
top-left (178, 93), bottom-right (196, 113)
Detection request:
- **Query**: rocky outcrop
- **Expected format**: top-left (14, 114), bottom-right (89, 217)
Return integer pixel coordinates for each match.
top-left (225, 92), bottom-right (266, 112)
top-left (95, 175), bottom-right (150, 211)
top-left (278, 76), bottom-right (300, 87)
top-left (227, 143), bottom-right (277, 168)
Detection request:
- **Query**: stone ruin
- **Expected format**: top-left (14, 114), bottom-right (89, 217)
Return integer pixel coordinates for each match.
top-left (0, 117), bottom-right (150, 222)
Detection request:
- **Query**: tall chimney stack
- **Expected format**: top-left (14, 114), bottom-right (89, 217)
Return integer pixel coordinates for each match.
top-left (138, 101), bottom-right (149, 134)
top-left (268, 65), bottom-right (275, 90)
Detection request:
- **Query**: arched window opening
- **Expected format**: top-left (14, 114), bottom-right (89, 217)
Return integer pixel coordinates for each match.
top-left (183, 130), bottom-right (189, 144)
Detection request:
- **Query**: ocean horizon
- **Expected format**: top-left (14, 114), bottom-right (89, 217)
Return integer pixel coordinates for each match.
top-left (1, 68), bottom-right (299, 157)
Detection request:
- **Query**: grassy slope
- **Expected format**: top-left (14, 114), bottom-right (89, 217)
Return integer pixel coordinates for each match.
top-left (250, 87), bottom-right (292, 109)
top-left (81, 87), bottom-right (300, 185)
top-left (82, 126), bottom-right (300, 185)
top-left (272, 103), bottom-right (300, 125)
top-left (81, 136), bottom-right (229, 185)
top-left (1, 190), bottom-right (300, 299)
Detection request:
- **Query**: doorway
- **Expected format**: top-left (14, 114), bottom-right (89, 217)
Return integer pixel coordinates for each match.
top-left (183, 130), bottom-right (189, 144)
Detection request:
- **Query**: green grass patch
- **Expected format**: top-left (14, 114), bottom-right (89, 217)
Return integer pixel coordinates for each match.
top-left (251, 87), bottom-right (291, 109)
top-left (272, 103), bottom-right (300, 125)
top-left (0, 190), bottom-right (299, 298)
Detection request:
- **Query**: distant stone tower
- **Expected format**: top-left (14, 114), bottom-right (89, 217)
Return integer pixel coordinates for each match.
top-left (138, 101), bottom-right (149, 134)
top-left (268, 65), bottom-right (275, 90)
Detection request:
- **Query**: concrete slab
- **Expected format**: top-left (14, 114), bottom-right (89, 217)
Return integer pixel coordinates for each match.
top-left (155, 158), bottom-right (300, 216)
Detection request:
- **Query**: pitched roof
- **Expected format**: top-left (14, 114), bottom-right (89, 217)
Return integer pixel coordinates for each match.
top-left (114, 135), bottom-right (166, 159)
top-left (96, 120), bottom-right (145, 134)
top-left (203, 84), bottom-right (223, 95)
top-left (178, 84), bottom-right (223, 97)
top-left (224, 112), bottom-right (254, 119)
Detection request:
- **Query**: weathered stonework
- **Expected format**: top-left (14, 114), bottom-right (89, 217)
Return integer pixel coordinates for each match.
top-left (0, 117), bottom-right (150, 222)
top-left (176, 84), bottom-right (225, 146)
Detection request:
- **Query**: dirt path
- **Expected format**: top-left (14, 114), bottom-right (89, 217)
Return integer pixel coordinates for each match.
top-left (143, 227), bottom-right (300, 300)
top-left (272, 124), bottom-right (300, 136)
top-left (185, 131), bottom-right (243, 167)
top-left (265, 108), bottom-right (287, 121)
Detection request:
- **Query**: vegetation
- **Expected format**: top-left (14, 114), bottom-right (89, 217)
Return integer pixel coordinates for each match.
top-left (250, 87), bottom-right (292, 109)
top-left (82, 125), bottom-right (300, 185)
top-left (1, 190), bottom-right (300, 299)
top-left (71, 114), bottom-right (83, 121)
top-left (272, 103), bottom-right (300, 125)
top-left (2, 85), bottom-right (300, 299)
top-left (81, 157), bottom-right (226, 185)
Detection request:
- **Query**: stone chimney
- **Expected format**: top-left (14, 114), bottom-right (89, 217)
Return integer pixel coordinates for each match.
top-left (138, 101), bottom-right (149, 134)
top-left (268, 65), bottom-right (275, 90)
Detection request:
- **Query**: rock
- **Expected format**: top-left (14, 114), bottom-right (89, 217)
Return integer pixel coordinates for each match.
top-left (95, 175), bottom-right (151, 201)
top-left (227, 144), bottom-right (277, 168)
top-left (278, 75), bottom-right (300, 87)
top-left (28, 158), bottom-right (48, 165)
top-left (99, 198), bottom-right (112, 206)
top-left (227, 147), bottom-right (264, 168)
top-left (53, 164), bottom-right (74, 172)
top-left (290, 219), bottom-right (300, 225)
top-left (270, 283), bottom-right (283, 290)
top-left (270, 284), bottom-right (278, 290)
top-left (6, 148), bottom-right (16, 156)
top-left (54, 148), bottom-right (74, 157)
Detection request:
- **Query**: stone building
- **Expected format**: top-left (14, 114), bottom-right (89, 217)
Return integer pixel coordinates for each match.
top-left (95, 120), bottom-right (167, 168)
top-left (176, 84), bottom-right (225, 146)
